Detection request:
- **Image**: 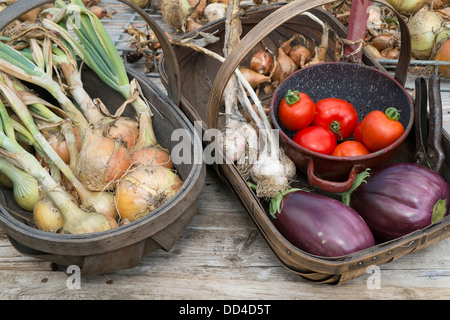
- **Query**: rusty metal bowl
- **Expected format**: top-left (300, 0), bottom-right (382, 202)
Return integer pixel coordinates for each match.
top-left (270, 62), bottom-right (414, 193)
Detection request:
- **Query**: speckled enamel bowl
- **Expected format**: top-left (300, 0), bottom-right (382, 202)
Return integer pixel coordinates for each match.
top-left (270, 62), bottom-right (414, 193)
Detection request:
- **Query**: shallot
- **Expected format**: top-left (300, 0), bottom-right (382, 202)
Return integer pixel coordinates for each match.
top-left (249, 49), bottom-right (273, 75)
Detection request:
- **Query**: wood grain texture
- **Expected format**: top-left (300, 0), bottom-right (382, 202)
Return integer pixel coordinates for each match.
top-left (1, 167), bottom-right (450, 299)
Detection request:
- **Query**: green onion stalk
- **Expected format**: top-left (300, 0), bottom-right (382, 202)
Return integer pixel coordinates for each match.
top-left (8, 26), bottom-right (135, 192)
top-left (21, 26), bottom-right (138, 150)
top-left (0, 103), bottom-right (118, 234)
top-left (0, 37), bottom-right (88, 135)
top-left (51, 41), bottom-right (139, 151)
top-left (0, 73), bottom-right (78, 182)
top-left (42, 0), bottom-right (173, 170)
top-left (0, 156), bottom-right (39, 212)
top-left (0, 75), bottom-right (118, 220)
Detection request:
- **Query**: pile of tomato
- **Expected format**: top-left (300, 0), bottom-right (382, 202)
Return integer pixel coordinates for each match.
top-left (277, 90), bottom-right (405, 157)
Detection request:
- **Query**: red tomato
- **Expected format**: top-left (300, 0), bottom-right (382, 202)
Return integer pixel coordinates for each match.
top-left (332, 141), bottom-right (370, 157)
top-left (293, 126), bottom-right (337, 155)
top-left (360, 107), bottom-right (405, 152)
top-left (278, 90), bottom-right (315, 131)
top-left (312, 98), bottom-right (358, 141)
top-left (353, 121), bottom-right (363, 142)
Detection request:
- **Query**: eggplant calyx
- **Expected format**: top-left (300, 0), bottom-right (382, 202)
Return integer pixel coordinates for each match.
top-left (340, 168), bottom-right (371, 206)
top-left (431, 199), bottom-right (447, 224)
top-left (268, 188), bottom-right (304, 219)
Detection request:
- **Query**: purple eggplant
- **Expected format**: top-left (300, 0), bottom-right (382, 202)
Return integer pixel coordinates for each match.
top-left (350, 163), bottom-right (449, 241)
top-left (270, 190), bottom-right (375, 257)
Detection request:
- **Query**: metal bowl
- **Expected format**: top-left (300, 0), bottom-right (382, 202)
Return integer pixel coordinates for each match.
top-left (270, 62), bottom-right (414, 193)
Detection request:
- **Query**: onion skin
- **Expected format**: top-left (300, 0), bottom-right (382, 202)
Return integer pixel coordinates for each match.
top-left (99, 117), bottom-right (139, 151)
top-left (364, 44), bottom-right (384, 59)
top-left (249, 50), bottom-right (273, 75)
top-left (271, 190), bottom-right (375, 257)
top-left (288, 44), bottom-right (312, 68)
top-left (115, 165), bottom-right (183, 222)
top-left (41, 127), bottom-right (82, 165)
top-left (386, 0), bottom-right (427, 14)
top-left (33, 193), bottom-right (64, 233)
top-left (271, 47), bottom-right (298, 83)
top-left (371, 34), bottom-right (397, 52)
top-left (350, 163), bottom-right (449, 241)
top-left (76, 126), bottom-right (131, 191)
top-left (435, 38), bottom-right (450, 77)
top-left (131, 145), bottom-right (173, 169)
top-left (408, 10), bottom-right (446, 60)
top-left (239, 66), bottom-right (271, 89)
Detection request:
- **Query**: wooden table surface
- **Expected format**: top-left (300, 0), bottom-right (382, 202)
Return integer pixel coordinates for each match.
top-left (2, 1), bottom-right (450, 301)
top-left (1, 163), bottom-right (450, 300)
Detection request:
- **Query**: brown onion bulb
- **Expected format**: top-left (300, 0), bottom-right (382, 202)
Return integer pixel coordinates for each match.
top-left (385, 47), bottom-right (400, 59)
top-left (364, 44), bottom-right (384, 59)
top-left (40, 126), bottom-right (82, 165)
top-left (435, 38), bottom-right (450, 77)
top-left (131, 145), bottom-right (173, 169)
top-left (98, 117), bottom-right (139, 151)
top-left (115, 165), bottom-right (183, 222)
top-left (89, 6), bottom-right (108, 19)
top-left (249, 50), bottom-right (273, 75)
top-left (76, 126), bottom-right (131, 191)
top-left (33, 192), bottom-right (64, 233)
top-left (188, 0), bottom-right (207, 19)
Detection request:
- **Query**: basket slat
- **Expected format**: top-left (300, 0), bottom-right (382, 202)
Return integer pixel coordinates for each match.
top-left (0, 0), bottom-right (206, 276)
top-left (159, 1), bottom-right (450, 285)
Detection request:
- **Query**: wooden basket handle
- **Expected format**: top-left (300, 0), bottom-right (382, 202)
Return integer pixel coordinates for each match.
top-left (0, 0), bottom-right (181, 106)
top-left (207, 0), bottom-right (411, 129)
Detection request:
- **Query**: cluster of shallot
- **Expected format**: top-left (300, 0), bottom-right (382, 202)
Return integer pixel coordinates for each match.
top-left (239, 35), bottom-right (313, 96)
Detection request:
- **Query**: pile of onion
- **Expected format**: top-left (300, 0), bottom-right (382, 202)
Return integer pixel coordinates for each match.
top-left (408, 8), bottom-right (450, 60)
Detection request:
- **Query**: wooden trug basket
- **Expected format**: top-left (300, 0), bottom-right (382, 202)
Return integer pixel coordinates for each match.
top-left (160, 0), bottom-right (450, 284)
top-left (0, 0), bottom-right (206, 276)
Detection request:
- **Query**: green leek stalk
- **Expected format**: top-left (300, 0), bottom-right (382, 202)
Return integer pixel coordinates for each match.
top-left (0, 78), bottom-right (118, 220)
top-left (0, 156), bottom-right (39, 212)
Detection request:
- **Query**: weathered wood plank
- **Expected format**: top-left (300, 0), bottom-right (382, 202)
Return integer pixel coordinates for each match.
top-left (1, 167), bottom-right (450, 299)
